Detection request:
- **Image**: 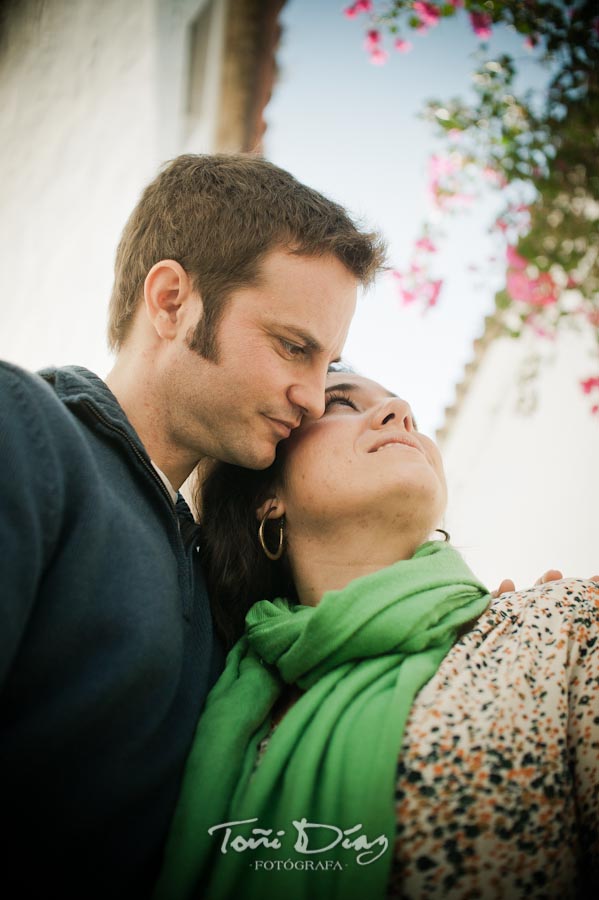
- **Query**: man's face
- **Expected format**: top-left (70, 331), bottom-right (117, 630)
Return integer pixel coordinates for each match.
top-left (166, 249), bottom-right (358, 469)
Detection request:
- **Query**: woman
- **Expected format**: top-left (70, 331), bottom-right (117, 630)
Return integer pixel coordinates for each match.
top-left (155, 373), bottom-right (598, 900)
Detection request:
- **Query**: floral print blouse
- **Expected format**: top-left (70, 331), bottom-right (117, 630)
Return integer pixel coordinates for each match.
top-left (256, 579), bottom-right (599, 899)
top-left (387, 578), bottom-right (599, 899)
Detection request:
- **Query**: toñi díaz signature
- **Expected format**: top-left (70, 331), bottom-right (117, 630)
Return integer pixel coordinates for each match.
top-left (207, 817), bottom-right (388, 865)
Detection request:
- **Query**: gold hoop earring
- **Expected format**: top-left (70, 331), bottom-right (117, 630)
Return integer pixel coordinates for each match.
top-left (435, 528), bottom-right (450, 543)
top-left (258, 510), bottom-right (285, 561)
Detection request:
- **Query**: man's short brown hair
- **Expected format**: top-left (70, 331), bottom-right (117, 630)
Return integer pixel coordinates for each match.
top-left (108, 154), bottom-right (386, 355)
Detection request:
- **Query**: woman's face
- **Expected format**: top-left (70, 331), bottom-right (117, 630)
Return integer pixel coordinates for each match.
top-left (275, 373), bottom-right (447, 539)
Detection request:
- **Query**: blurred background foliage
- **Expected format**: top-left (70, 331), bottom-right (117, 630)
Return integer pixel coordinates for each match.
top-left (345, 0), bottom-right (599, 407)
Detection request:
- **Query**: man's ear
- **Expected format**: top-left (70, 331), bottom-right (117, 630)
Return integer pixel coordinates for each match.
top-left (143, 260), bottom-right (200, 340)
top-left (256, 497), bottom-right (286, 522)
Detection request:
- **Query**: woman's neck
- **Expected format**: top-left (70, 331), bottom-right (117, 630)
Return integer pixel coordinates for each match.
top-left (288, 524), bottom-right (428, 607)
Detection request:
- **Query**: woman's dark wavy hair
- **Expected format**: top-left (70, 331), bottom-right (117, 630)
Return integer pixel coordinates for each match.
top-left (194, 453), bottom-right (297, 648)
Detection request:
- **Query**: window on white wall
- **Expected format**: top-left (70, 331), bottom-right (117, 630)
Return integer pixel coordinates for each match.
top-left (154, 0), bottom-right (228, 157)
top-left (184, 0), bottom-right (228, 151)
top-left (187, 0), bottom-right (215, 126)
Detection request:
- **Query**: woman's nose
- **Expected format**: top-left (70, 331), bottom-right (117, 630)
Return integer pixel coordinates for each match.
top-left (374, 397), bottom-right (415, 432)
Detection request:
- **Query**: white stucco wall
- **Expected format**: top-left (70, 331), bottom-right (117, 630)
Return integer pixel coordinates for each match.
top-left (0, 0), bottom-right (226, 379)
top-left (439, 323), bottom-right (599, 589)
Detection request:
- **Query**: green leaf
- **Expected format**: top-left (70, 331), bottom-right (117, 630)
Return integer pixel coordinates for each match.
top-left (495, 290), bottom-right (512, 311)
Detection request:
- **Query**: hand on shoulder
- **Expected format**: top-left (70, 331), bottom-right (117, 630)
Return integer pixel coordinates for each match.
top-left (492, 569), bottom-right (599, 598)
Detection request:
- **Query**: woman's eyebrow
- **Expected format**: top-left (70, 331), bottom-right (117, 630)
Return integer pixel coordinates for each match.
top-left (324, 382), bottom-right (358, 394)
top-left (325, 382), bottom-right (398, 400)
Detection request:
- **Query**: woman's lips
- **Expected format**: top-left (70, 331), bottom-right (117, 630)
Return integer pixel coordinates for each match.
top-left (369, 436), bottom-right (423, 454)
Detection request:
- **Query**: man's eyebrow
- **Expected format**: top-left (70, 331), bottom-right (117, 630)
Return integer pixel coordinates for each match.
top-left (282, 327), bottom-right (323, 353)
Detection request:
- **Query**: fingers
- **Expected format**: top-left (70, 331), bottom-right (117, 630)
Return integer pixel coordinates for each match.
top-left (490, 578), bottom-right (516, 599)
top-left (534, 569), bottom-right (563, 585)
top-left (491, 569), bottom-right (568, 600)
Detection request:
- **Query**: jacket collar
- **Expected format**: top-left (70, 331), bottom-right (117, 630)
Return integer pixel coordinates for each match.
top-left (39, 365), bottom-right (199, 530)
top-left (39, 365), bottom-right (146, 454)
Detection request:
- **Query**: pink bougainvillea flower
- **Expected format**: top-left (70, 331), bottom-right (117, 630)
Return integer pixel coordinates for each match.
top-left (506, 271), bottom-right (533, 302)
top-left (448, 0), bottom-right (464, 7)
top-left (394, 38), bottom-right (413, 52)
top-left (469, 11), bottom-right (492, 38)
top-left (428, 179), bottom-right (439, 201)
top-left (495, 218), bottom-right (508, 232)
top-left (524, 34), bottom-right (538, 49)
top-left (580, 376), bottom-right (599, 395)
top-left (431, 186), bottom-right (473, 210)
top-left (442, 191), bottom-right (475, 208)
top-left (482, 166), bottom-right (506, 187)
top-left (587, 309), bottom-right (599, 327)
top-left (400, 289), bottom-right (417, 305)
top-left (415, 236), bottom-right (437, 253)
top-left (428, 154), bottom-right (461, 179)
top-left (482, 166), bottom-right (499, 183)
top-left (413, 1), bottom-right (441, 27)
top-left (506, 245), bottom-right (528, 270)
top-left (592, 404), bottom-right (599, 415)
top-left (364, 29), bottom-right (380, 51)
top-left (369, 47), bottom-right (389, 65)
top-left (507, 271), bottom-right (557, 306)
top-left (343, 0), bottom-right (372, 18)
top-left (524, 314), bottom-right (556, 340)
top-left (529, 273), bottom-right (558, 306)
top-left (425, 279), bottom-right (443, 307)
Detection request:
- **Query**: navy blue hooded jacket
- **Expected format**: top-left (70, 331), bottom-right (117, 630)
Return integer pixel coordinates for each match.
top-left (0, 362), bottom-right (224, 897)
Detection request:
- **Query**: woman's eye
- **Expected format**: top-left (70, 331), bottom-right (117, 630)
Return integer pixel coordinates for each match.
top-left (324, 393), bottom-right (358, 412)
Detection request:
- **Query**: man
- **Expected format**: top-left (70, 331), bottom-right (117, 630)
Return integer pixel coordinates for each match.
top-left (0, 154), bottom-right (384, 897)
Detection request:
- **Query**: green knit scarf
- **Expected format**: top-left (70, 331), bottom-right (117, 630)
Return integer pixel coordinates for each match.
top-left (154, 541), bottom-right (489, 900)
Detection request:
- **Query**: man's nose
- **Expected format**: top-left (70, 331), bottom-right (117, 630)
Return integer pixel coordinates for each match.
top-left (287, 374), bottom-right (327, 419)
